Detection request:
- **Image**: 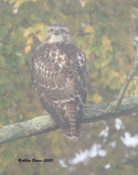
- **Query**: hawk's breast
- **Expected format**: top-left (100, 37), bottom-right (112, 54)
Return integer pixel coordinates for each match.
top-left (32, 43), bottom-right (88, 105)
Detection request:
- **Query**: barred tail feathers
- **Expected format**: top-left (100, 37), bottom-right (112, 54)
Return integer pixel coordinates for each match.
top-left (62, 102), bottom-right (80, 140)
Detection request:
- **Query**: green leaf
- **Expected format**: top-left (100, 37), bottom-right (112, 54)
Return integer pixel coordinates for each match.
top-left (0, 26), bottom-right (8, 40)
top-left (16, 52), bottom-right (25, 64)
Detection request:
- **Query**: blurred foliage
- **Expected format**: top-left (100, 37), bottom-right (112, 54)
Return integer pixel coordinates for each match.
top-left (0, 0), bottom-right (138, 174)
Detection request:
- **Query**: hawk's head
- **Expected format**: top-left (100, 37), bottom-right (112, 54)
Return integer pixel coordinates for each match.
top-left (45, 24), bottom-right (72, 44)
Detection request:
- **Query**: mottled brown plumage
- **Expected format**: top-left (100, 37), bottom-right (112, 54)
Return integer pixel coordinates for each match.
top-left (31, 24), bottom-right (88, 140)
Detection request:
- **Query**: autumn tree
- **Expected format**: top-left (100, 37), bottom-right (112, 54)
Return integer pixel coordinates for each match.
top-left (0, 0), bottom-right (138, 174)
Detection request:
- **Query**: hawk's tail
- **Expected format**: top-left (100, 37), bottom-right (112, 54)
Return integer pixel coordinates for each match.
top-left (62, 102), bottom-right (80, 140)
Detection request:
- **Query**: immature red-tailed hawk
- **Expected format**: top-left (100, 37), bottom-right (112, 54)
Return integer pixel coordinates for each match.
top-left (32, 24), bottom-right (88, 139)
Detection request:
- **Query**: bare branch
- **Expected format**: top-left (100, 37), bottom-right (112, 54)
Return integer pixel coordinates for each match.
top-left (116, 45), bottom-right (138, 108)
top-left (0, 95), bottom-right (138, 145)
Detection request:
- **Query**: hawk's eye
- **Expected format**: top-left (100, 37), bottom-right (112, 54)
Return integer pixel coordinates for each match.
top-left (48, 28), bottom-right (54, 32)
top-left (61, 29), bottom-right (68, 34)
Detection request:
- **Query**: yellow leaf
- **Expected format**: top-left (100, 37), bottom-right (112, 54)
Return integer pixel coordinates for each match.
top-left (25, 45), bottom-right (31, 53)
top-left (24, 23), bottom-right (47, 37)
top-left (111, 70), bottom-right (119, 78)
top-left (15, 0), bottom-right (37, 8)
top-left (37, 34), bottom-right (44, 42)
top-left (26, 37), bottom-right (33, 45)
top-left (84, 25), bottom-right (94, 33)
top-left (92, 93), bottom-right (103, 103)
top-left (102, 36), bottom-right (112, 52)
top-left (120, 74), bottom-right (126, 84)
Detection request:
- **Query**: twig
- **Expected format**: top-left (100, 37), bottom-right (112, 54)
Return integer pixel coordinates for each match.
top-left (116, 44), bottom-right (138, 108)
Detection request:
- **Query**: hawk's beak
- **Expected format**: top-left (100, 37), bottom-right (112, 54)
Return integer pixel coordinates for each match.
top-left (54, 30), bottom-right (60, 35)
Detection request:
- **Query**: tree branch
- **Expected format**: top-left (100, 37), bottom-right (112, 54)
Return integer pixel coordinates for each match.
top-left (0, 95), bottom-right (138, 145)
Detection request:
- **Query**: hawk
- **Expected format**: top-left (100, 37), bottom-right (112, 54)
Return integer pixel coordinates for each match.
top-left (31, 24), bottom-right (88, 140)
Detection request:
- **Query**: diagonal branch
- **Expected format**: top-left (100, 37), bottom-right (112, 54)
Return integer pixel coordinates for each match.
top-left (0, 95), bottom-right (138, 145)
top-left (116, 44), bottom-right (138, 108)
